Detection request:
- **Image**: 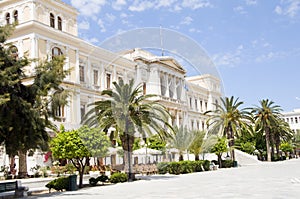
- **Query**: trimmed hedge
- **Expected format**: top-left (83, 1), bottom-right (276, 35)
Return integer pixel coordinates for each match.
top-left (221, 160), bottom-right (234, 168)
top-left (157, 160), bottom-right (210, 175)
top-left (46, 176), bottom-right (69, 192)
top-left (109, 172), bottom-right (128, 183)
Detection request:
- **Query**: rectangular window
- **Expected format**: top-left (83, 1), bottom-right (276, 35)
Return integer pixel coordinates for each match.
top-left (195, 99), bottom-right (198, 110)
top-left (55, 105), bottom-right (65, 122)
top-left (106, 73), bottom-right (111, 89)
top-left (93, 70), bottom-right (98, 85)
top-left (79, 65), bottom-right (85, 82)
top-left (189, 98), bottom-right (192, 108)
top-left (200, 100), bottom-right (203, 111)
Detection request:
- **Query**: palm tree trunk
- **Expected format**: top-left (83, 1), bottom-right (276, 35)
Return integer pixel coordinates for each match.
top-left (227, 127), bottom-right (235, 162)
top-left (18, 150), bottom-right (27, 178)
top-left (121, 133), bottom-right (135, 181)
top-left (266, 128), bottom-right (272, 162)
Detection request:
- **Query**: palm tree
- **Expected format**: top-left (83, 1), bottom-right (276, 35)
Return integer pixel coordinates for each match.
top-left (189, 130), bottom-right (205, 160)
top-left (205, 96), bottom-right (252, 161)
top-left (169, 125), bottom-right (194, 161)
top-left (251, 99), bottom-right (283, 162)
top-left (271, 118), bottom-right (293, 158)
top-left (82, 79), bottom-right (172, 181)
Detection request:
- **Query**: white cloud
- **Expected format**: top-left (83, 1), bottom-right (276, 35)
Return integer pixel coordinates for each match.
top-left (120, 13), bottom-right (128, 18)
top-left (234, 6), bottom-right (247, 15)
top-left (97, 19), bottom-right (106, 32)
top-left (274, 6), bottom-right (283, 15)
top-left (182, 0), bottom-right (211, 10)
top-left (81, 36), bottom-right (100, 45)
top-left (105, 13), bottom-right (116, 23)
top-left (112, 0), bottom-right (127, 10)
top-left (173, 4), bottom-right (182, 11)
top-left (156, 0), bottom-right (177, 8)
top-left (189, 28), bottom-right (201, 33)
top-left (78, 20), bottom-right (90, 30)
top-left (180, 16), bottom-right (193, 25)
top-left (255, 51), bottom-right (287, 62)
top-left (127, 0), bottom-right (211, 12)
top-left (274, 0), bottom-right (300, 18)
top-left (245, 0), bottom-right (257, 6)
top-left (212, 45), bottom-right (244, 67)
top-left (70, 0), bottom-right (106, 17)
top-left (128, 0), bottom-right (155, 11)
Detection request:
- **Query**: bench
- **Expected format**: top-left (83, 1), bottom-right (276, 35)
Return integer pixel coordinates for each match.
top-left (0, 180), bottom-right (29, 198)
top-left (209, 163), bottom-right (219, 171)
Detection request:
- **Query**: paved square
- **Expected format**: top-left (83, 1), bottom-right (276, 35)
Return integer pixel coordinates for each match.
top-left (29, 159), bottom-right (300, 199)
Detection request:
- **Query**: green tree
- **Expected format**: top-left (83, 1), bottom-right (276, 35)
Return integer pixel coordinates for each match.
top-left (50, 125), bottom-right (110, 188)
top-left (272, 119), bottom-right (293, 158)
top-left (169, 125), bottom-right (193, 161)
top-left (189, 130), bottom-right (205, 160)
top-left (82, 79), bottom-right (172, 181)
top-left (280, 142), bottom-right (293, 158)
top-left (78, 125), bottom-right (111, 161)
top-left (147, 134), bottom-right (166, 151)
top-left (206, 96), bottom-right (252, 161)
top-left (251, 99), bottom-right (283, 161)
top-left (0, 25), bottom-right (69, 177)
top-left (210, 137), bottom-right (228, 168)
top-left (292, 130), bottom-right (300, 151)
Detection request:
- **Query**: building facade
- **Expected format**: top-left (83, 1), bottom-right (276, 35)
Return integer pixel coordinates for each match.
top-left (0, 0), bottom-right (222, 168)
top-left (282, 109), bottom-right (300, 132)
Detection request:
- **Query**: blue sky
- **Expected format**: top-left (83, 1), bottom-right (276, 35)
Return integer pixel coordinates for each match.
top-left (61, 0), bottom-right (300, 112)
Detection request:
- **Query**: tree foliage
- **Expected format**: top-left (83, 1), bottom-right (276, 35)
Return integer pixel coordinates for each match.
top-left (50, 125), bottom-right (110, 188)
top-left (205, 96), bottom-right (252, 161)
top-left (0, 25), bottom-right (69, 177)
top-left (251, 99), bottom-right (283, 161)
top-left (169, 125), bottom-right (194, 161)
top-left (210, 137), bottom-right (228, 168)
top-left (188, 130), bottom-right (205, 160)
top-left (82, 79), bottom-right (172, 181)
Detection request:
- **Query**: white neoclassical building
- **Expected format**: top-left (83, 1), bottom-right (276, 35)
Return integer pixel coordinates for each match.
top-left (0, 0), bottom-right (222, 168)
top-left (282, 109), bottom-right (300, 132)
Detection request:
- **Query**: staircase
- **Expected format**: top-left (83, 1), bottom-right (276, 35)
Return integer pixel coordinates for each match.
top-left (235, 149), bottom-right (261, 166)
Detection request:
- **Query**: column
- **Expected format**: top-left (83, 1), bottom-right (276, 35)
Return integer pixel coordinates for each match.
top-left (75, 50), bottom-right (79, 84)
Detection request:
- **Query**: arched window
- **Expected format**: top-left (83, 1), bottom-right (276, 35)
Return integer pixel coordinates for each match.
top-left (50, 13), bottom-right (55, 28)
top-left (13, 10), bottom-right (18, 23)
top-left (57, 16), bottom-right (62, 30)
top-left (6, 13), bottom-right (10, 24)
top-left (52, 47), bottom-right (63, 59)
top-left (9, 45), bottom-right (18, 59)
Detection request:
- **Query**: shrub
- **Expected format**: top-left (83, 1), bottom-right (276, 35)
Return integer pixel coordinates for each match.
top-left (46, 177), bottom-right (69, 192)
top-left (157, 162), bottom-right (169, 174)
top-left (168, 162), bottom-right (181, 175)
top-left (109, 172), bottom-right (128, 183)
top-left (221, 160), bottom-right (234, 168)
top-left (202, 160), bottom-right (211, 171)
top-left (180, 161), bottom-right (194, 174)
